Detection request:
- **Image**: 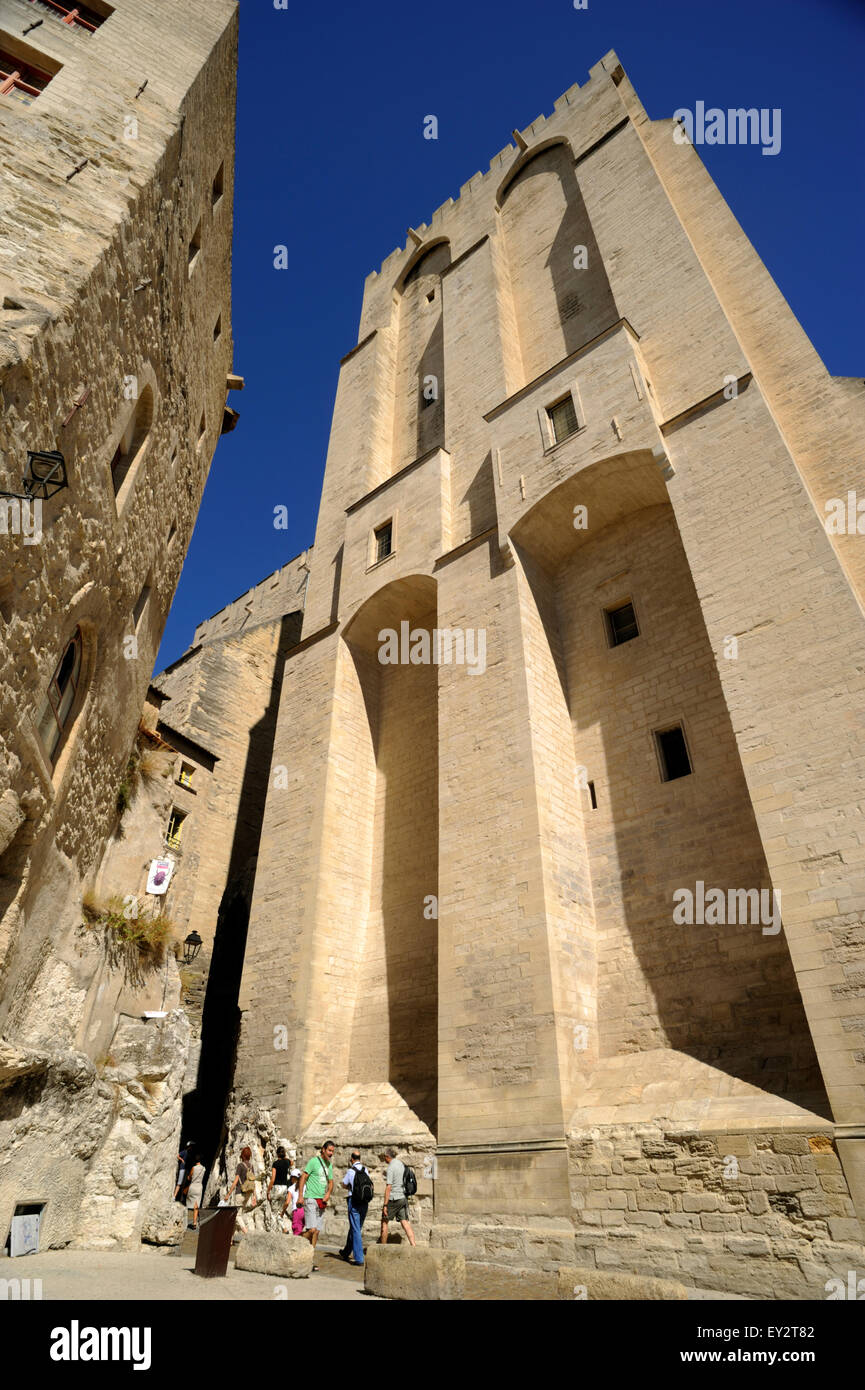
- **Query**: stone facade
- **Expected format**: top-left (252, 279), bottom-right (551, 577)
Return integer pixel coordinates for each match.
top-left (218, 50), bottom-right (865, 1296)
top-left (0, 0), bottom-right (238, 1250)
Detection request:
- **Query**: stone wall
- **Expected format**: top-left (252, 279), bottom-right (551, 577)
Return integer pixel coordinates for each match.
top-left (0, 0), bottom-right (238, 1249)
top-left (225, 46), bottom-right (865, 1290)
top-left (569, 1124), bottom-right (862, 1300)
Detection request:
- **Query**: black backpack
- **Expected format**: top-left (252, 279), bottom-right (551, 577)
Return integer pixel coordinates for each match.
top-left (402, 1164), bottom-right (417, 1198)
top-left (353, 1166), bottom-right (374, 1204)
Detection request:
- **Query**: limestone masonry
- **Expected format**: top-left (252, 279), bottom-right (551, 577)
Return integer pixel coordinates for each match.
top-left (2, 26), bottom-right (865, 1300)
top-left (0, 0), bottom-right (238, 1248)
top-left (219, 51), bottom-right (865, 1296)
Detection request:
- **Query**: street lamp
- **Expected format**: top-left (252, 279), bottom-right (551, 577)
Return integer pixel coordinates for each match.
top-left (182, 931), bottom-right (203, 964)
top-left (0, 450), bottom-right (68, 502)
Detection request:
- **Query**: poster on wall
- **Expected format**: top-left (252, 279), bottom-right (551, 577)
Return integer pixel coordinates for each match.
top-left (146, 858), bottom-right (175, 895)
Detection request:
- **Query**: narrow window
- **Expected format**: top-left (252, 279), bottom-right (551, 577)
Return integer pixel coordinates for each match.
top-left (656, 726), bottom-right (692, 782)
top-left (188, 219), bottom-right (202, 275)
top-left (197, 410), bottom-right (206, 447)
top-left (177, 762), bottom-right (195, 790)
top-left (0, 575), bottom-right (13, 624)
top-left (605, 600), bottom-right (639, 647)
top-left (50, 2), bottom-right (114, 30)
top-left (167, 524), bottom-right (177, 548)
top-left (165, 807), bottom-right (186, 850)
top-left (111, 385), bottom-right (153, 505)
top-left (0, 43), bottom-right (58, 104)
top-left (587, 780), bottom-right (597, 809)
top-left (213, 313), bottom-right (222, 342)
top-left (374, 520), bottom-right (393, 563)
top-left (36, 628), bottom-right (83, 764)
top-left (548, 394), bottom-right (578, 444)
top-left (132, 582), bottom-right (150, 633)
top-left (211, 162), bottom-right (224, 207)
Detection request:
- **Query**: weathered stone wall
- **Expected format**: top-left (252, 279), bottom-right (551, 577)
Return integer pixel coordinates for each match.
top-left (569, 1125), bottom-right (862, 1300)
top-left (0, 0), bottom-right (238, 1249)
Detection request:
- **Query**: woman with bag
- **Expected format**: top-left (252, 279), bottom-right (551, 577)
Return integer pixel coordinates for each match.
top-left (225, 1144), bottom-right (257, 1235)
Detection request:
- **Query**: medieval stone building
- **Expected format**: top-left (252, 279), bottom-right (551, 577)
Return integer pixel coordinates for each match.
top-left (219, 51), bottom-right (865, 1297)
top-left (0, 0), bottom-right (238, 1249)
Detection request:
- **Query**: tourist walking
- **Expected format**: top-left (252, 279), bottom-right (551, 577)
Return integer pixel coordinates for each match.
top-left (266, 1145), bottom-right (292, 1232)
top-left (174, 1138), bottom-right (195, 1201)
top-left (225, 1145), bottom-right (257, 1235)
top-left (295, 1140), bottom-right (334, 1263)
top-left (339, 1150), bottom-right (373, 1266)
top-left (185, 1152), bottom-right (205, 1229)
top-left (378, 1145), bottom-right (416, 1247)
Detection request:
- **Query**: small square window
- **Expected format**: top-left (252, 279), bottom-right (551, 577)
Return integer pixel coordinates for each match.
top-left (374, 521), bottom-right (393, 564)
top-left (548, 394), bottom-right (578, 445)
top-left (177, 762), bottom-right (195, 790)
top-left (655, 726), bottom-right (692, 782)
top-left (605, 601), bottom-right (639, 647)
top-left (0, 41), bottom-right (60, 105)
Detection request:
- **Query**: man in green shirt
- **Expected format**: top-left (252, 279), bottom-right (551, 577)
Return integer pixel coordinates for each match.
top-left (296, 1140), bottom-right (335, 1258)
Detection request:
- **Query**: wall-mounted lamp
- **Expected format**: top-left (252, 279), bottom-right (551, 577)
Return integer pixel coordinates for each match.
top-left (182, 930), bottom-right (203, 964)
top-left (0, 450), bottom-right (68, 502)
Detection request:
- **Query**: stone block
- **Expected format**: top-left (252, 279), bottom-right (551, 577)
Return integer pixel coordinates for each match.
top-left (235, 1232), bottom-right (314, 1278)
top-left (557, 1265), bottom-right (688, 1300)
top-left (364, 1244), bottom-right (465, 1300)
top-left (140, 1202), bottom-right (185, 1247)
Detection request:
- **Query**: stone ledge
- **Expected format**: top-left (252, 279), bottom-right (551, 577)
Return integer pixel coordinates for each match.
top-left (557, 1265), bottom-right (689, 1300)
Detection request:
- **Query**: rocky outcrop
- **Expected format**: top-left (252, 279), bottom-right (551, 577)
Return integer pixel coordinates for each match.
top-left (0, 1007), bottom-right (189, 1251)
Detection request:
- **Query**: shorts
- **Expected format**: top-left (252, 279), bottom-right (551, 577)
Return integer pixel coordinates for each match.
top-left (303, 1198), bottom-right (325, 1232)
top-left (384, 1197), bottom-right (408, 1223)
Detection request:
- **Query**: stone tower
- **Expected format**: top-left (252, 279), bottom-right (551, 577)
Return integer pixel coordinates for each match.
top-left (0, 0), bottom-right (238, 1248)
top-left (229, 52), bottom-right (865, 1295)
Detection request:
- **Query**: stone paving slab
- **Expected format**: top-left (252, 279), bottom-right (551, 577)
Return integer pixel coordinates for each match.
top-left (0, 1249), bottom-right (366, 1302)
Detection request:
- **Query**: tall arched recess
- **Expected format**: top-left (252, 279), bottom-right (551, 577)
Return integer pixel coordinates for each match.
top-left (341, 574), bottom-right (439, 1132)
top-left (391, 241), bottom-right (451, 475)
top-left (499, 141), bottom-right (617, 385)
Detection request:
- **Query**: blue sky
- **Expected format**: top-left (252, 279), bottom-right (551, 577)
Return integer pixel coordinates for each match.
top-left (155, 0), bottom-right (865, 670)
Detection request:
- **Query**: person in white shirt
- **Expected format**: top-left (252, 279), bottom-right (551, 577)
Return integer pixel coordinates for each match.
top-left (338, 1150), bottom-right (372, 1266)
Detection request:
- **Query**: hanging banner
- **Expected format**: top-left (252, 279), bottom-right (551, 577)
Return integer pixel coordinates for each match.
top-left (147, 858), bottom-right (175, 895)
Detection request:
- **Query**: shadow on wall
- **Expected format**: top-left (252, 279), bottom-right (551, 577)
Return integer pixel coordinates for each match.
top-left (500, 141), bottom-right (619, 385)
top-left (181, 609), bottom-right (303, 1165)
top-left (343, 575), bottom-right (439, 1133)
top-left (513, 456), bottom-right (831, 1117)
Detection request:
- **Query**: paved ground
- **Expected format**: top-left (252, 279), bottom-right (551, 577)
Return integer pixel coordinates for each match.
top-left (2, 1231), bottom-right (747, 1301)
top-left (1, 1245), bottom-right (365, 1302)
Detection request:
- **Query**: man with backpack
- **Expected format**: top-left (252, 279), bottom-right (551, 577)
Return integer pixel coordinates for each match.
top-left (378, 1145), bottom-right (417, 1247)
top-left (295, 1139), bottom-right (335, 1265)
top-left (338, 1150), bottom-right (373, 1266)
